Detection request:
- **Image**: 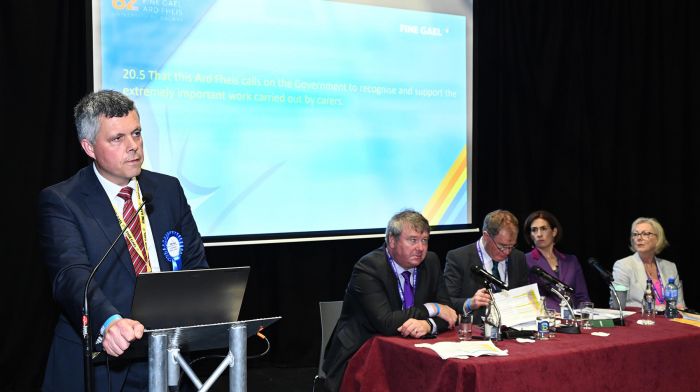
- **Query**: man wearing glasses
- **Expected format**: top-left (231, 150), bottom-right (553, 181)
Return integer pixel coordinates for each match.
top-left (443, 209), bottom-right (529, 321)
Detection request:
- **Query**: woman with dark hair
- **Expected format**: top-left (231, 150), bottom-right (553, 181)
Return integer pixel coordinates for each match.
top-left (524, 210), bottom-right (590, 309)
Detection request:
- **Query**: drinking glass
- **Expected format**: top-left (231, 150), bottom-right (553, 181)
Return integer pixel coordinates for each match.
top-left (457, 313), bottom-right (473, 341)
top-left (579, 301), bottom-right (594, 330)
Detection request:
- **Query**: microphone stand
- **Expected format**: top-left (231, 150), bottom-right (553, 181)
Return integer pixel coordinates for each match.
top-left (82, 200), bottom-right (148, 392)
top-left (609, 283), bottom-right (626, 326)
top-left (587, 258), bottom-right (624, 326)
top-left (547, 287), bottom-right (580, 334)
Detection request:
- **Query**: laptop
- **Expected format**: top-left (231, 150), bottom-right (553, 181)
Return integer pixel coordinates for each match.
top-left (94, 266), bottom-right (282, 362)
top-left (131, 266), bottom-right (250, 330)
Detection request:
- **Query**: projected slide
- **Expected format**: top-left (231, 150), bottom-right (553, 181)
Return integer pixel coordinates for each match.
top-left (96, 0), bottom-right (471, 238)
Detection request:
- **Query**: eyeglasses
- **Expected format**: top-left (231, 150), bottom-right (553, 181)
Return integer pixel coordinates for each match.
top-left (487, 234), bottom-right (515, 253)
top-left (631, 231), bottom-right (656, 240)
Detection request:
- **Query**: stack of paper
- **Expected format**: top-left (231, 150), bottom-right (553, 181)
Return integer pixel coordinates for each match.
top-left (592, 308), bottom-right (635, 320)
top-left (679, 311), bottom-right (700, 323)
top-left (415, 340), bottom-right (509, 360)
top-left (491, 283), bottom-right (542, 328)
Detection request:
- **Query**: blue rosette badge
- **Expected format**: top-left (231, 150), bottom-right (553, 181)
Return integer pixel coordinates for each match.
top-left (162, 231), bottom-right (184, 271)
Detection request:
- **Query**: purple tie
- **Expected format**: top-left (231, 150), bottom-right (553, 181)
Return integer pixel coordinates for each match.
top-left (402, 270), bottom-right (414, 309)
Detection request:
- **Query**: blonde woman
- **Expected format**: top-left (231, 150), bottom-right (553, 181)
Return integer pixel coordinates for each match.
top-left (612, 217), bottom-right (685, 310)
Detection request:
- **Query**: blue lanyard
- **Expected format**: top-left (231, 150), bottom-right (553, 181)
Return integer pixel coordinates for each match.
top-left (476, 238), bottom-right (508, 286)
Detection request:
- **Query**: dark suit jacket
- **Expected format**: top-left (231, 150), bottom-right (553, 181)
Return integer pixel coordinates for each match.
top-left (39, 165), bottom-right (209, 392)
top-left (525, 248), bottom-right (590, 309)
top-left (443, 241), bottom-right (528, 321)
top-left (321, 246), bottom-right (451, 392)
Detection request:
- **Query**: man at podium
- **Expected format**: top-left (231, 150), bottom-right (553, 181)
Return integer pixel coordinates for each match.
top-left (38, 90), bottom-right (209, 391)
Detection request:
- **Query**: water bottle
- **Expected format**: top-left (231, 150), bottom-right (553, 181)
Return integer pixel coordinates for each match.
top-left (637, 278), bottom-right (656, 326)
top-left (560, 298), bottom-right (572, 322)
top-left (664, 277), bottom-right (679, 319)
top-left (483, 316), bottom-right (499, 340)
top-left (536, 298), bottom-right (550, 340)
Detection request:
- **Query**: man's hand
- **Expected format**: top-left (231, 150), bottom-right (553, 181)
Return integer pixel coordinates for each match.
top-left (436, 304), bottom-right (458, 329)
top-left (398, 318), bottom-right (432, 338)
top-left (470, 288), bottom-right (492, 310)
top-left (102, 318), bottom-right (144, 357)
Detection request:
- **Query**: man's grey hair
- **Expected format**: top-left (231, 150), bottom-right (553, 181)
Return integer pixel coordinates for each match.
top-left (385, 209), bottom-right (430, 242)
top-left (74, 90), bottom-right (138, 144)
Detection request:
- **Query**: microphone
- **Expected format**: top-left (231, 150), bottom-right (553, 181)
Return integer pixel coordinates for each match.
top-left (82, 193), bottom-right (151, 392)
top-left (471, 264), bottom-right (508, 290)
top-left (587, 258), bottom-right (613, 283)
top-left (588, 258), bottom-right (626, 326)
top-left (530, 266), bottom-right (574, 293)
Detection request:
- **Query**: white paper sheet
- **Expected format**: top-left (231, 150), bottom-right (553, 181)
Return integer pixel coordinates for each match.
top-left (415, 340), bottom-right (509, 360)
top-left (490, 283), bottom-right (542, 327)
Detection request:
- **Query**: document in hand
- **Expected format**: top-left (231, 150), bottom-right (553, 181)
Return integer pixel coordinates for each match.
top-left (415, 340), bottom-right (509, 360)
top-left (491, 283), bottom-right (542, 328)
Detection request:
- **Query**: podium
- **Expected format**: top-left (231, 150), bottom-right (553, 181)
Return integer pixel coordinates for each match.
top-left (146, 317), bottom-right (280, 391)
top-left (92, 267), bottom-right (280, 391)
top-left (94, 316), bottom-right (280, 391)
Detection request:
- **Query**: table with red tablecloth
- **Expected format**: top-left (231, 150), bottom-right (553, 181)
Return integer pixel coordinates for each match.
top-left (341, 314), bottom-right (700, 391)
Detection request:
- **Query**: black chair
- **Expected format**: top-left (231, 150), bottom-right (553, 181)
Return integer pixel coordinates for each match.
top-left (313, 300), bottom-right (343, 391)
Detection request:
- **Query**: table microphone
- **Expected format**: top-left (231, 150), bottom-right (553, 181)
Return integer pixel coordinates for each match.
top-left (530, 266), bottom-right (574, 293)
top-left (471, 264), bottom-right (508, 290)
top-left (587, 258), bottom-right (613, 283)
top-left (82, 193), bottom-right (151, 392)
top-left (587, 257), bottom-right (625, 326)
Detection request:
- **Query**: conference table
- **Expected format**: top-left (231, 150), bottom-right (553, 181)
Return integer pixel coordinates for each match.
top-left (341, 313), bottom-right (700, 391)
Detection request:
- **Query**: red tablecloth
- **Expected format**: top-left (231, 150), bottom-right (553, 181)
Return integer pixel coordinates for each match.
top-left (341, 314), bottom-right (700, 392)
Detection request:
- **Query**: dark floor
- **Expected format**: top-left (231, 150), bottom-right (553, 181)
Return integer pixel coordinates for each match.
top-left (248, 366), bottom-right (318, 392)
top-left (187, 363), bottom-right (318, 392)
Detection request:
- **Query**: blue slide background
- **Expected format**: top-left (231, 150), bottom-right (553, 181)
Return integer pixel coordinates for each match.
top-left (99, 0), bottom-right (468, 237)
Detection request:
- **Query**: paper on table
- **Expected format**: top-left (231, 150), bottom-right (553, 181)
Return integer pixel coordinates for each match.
top-left (590, 308), bottom-right (635, 320)
top-left (679, 311), bottom-right (700, 323)
top-left (491, 283), bottom-right (542, 327)
top-left (415, 340), bottom-right (509, 360)
top-left (672, 317), bottom-right (700, 328)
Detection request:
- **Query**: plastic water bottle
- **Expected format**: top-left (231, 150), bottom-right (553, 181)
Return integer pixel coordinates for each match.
top-left (560, 298), bottom-right (572, 321)
top-left (536, 298), bottom-right (550, 340)
top-left (664, 277), bottom-right (679, 319)
top-left (637, 278), bottom-right (656, 326)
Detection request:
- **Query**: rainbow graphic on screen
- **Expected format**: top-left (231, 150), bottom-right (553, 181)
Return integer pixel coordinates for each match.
top-left (423, 146), bottom-right (467, 226)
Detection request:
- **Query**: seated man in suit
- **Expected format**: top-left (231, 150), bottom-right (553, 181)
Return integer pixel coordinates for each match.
top-left (321, 209), bottom-right (458, 391)
top-left (444, 209), bottom-right (529, 321)
top-left (39, 90), bottom-right (209, 391)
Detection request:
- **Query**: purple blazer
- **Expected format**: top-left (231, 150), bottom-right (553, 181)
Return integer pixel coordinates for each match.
top-left (526, 248), bottom-right (590, 309)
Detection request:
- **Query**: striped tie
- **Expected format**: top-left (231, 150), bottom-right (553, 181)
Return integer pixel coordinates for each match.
top-left (117, 186), bottom-right (147, 274)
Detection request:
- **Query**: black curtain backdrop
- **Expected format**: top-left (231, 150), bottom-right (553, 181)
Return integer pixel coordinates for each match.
top-left (3, 0), bottom-right (699, 390)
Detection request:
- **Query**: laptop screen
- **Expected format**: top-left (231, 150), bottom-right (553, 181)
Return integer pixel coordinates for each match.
top-left (130, 266), bottom-right (249, 330)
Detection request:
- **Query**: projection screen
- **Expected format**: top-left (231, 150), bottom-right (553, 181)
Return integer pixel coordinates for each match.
top-left (92, 0), bottom-right (474, 243)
